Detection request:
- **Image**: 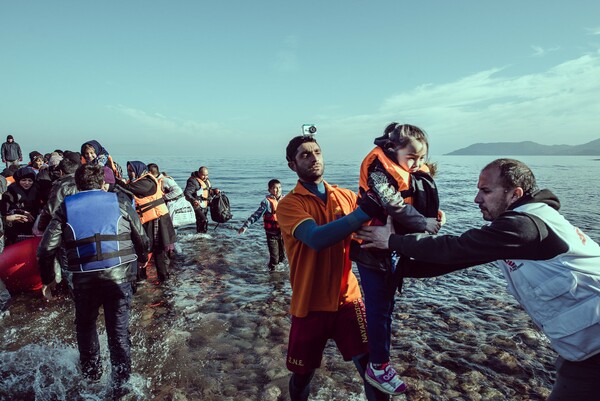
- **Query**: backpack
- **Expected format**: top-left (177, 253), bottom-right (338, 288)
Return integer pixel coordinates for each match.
top-left (209, 192), bottom-right (233, 224)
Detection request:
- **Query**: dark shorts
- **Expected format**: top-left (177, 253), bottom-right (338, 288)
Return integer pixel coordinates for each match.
top-left (286, 299), bottom-right (369, 374)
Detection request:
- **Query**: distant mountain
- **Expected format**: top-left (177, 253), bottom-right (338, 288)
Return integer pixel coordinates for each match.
top-left (446, 138), bottom-right (600, 155)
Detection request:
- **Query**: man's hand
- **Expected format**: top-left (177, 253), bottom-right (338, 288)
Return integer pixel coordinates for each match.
top-left (237, 227), bottom-right (246, 235)
top-left (425, 217), bottom-right (441, 234)
top-left (41, 280), bottom-right (57, 301)
top-left (192, 200), bottom-right (200, 208)
top-left (355, 216), bottom-right (395, 250)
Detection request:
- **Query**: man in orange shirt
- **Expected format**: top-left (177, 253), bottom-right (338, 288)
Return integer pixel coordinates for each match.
top-left (277, 135), bottom-right (388, 401)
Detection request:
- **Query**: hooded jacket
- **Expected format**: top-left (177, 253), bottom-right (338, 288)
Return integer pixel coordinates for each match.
top-left (1, 138), bottom-right (22, 162)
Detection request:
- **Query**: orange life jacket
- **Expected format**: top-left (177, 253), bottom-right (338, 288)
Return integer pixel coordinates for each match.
top-left (6, 176), bottom-right (15, 185)
top-left (358, 146), bottom-right (429, 206)
top-left (195, 178), bottom-right (210, 208)
top-left (132, 174), bottom-right (168, 224)
top-left (263, 196), bottom-right (279, 232)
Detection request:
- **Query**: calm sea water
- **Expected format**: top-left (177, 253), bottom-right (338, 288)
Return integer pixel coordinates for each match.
top-left (1, 155), bottom-right (599, 401)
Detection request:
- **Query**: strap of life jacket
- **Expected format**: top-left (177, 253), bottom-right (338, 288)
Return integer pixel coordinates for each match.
top-left (136, 197), bottom-right (166, 215)
top-left (66, 233), bottom-right (134, 265)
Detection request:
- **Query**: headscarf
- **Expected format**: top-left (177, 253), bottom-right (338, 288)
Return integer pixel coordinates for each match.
top-left (81, 140), bottom-right (111, 167)
top-left (126, 161), bottom-right (148, 180)
top-left (81, 140), bottom-right (108, 158)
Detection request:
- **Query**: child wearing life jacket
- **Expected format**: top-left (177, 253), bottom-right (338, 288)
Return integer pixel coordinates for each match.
top-left (80, 140), bottom-right (122, 179)
top-left (237, 179), bottom-right (285, 270)
top-left (350, 122), bottom-right (444, 396)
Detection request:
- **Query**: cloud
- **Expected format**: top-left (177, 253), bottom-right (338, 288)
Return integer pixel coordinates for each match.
top-left (531, 45), bottom-right (560, 57)
top-left (586, 27), bottom-right (600, 35)
top-left (108, 105), bottom-right (224, 137)
top-left (320, 49), bottom-right (600, 155)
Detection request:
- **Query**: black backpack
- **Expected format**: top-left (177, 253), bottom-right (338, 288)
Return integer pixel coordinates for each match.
top-left (209, 192), bottom-right (233, 224)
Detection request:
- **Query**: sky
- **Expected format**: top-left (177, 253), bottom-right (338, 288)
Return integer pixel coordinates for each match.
top-left (1, 1), bottom-right (600, 160)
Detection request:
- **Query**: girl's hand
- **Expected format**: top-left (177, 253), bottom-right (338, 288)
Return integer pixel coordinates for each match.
top-left (424, 218), bottom-right (441, 234)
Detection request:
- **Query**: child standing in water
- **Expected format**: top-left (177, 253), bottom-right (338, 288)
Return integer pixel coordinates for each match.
top-left (351, 122), bottom-right (444, 396)
top-left (237, 179), bottom-right (286, 270)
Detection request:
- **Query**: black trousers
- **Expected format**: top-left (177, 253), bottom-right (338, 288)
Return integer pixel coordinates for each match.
top-left (194, 207), bottom-right (208, 233)
top-left (73, 281), bottom-right (133, 387)
top-left (266, 232), bottom-right (285, 268)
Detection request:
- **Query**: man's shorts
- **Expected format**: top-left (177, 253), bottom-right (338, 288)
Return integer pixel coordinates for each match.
top-left (286, 299), bottom-right (369, 374)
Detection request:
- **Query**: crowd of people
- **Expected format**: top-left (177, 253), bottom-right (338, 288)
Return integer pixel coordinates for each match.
top-left (0, 135), bottom-right (226, 399)
top-left (1, 127), bottom-right (600, 401)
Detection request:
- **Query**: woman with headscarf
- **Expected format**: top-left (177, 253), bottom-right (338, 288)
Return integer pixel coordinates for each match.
top-left (116, 161), bottom-right (176, 284)
top-left (1, 167), bottom-right (41, 244)
top-left (80, 140), bottom-right (123, 179)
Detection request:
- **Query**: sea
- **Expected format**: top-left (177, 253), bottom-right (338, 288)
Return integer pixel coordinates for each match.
top-left (1, 155), bottom-right (599, 401)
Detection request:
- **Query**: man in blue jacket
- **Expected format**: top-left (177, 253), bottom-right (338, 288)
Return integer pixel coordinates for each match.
top-left (38, 164), bottom-right (150, 399)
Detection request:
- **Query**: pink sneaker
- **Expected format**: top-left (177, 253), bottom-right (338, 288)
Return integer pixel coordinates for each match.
top-left (365, 362), bottom-right (407, 395)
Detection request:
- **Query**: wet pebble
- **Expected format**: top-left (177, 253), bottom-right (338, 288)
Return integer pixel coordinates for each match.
top-left (261, 384), bottom-right (282, 401)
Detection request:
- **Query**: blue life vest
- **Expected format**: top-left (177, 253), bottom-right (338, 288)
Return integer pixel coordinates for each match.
top-left (64, 190), bottom-right (136, 272)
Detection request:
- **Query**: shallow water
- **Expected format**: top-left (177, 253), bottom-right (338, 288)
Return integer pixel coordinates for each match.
top-left (1, 155), bottom-right (598, 400)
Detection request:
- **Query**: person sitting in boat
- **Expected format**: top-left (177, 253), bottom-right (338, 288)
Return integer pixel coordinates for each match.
top-left (80, 140), bottom-right (122, 179)
top-left (0, 167), bottom-right (41, 244)
top-left (0, 178), bottom-right (31, 312)
top-left (1, 164), bottom-right (20, 186)
top-left (28, 151), bottom-right (46, 175)
top-left (36, 157), bottom-right (80, 233)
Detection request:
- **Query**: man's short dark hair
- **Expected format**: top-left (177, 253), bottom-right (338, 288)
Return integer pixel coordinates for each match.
top-left (268, 179), bottom-right (281, 189)
top-left (286, 136), bottom-right (319, 162)
top-left (75, 164), bottom-right (104, 191)
top-left (62, 150), bottom-right (82, 165)
top-left (57, 158), bottom-right (78, 175)
top-left (484, 158), bottom-right (538, 194)
top-left (147, 163), bottom-right (159, 176)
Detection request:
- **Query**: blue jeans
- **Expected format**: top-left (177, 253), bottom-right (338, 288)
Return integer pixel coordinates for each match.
top-left (73, 281), bottom-right (133, 386)
top-left (357, 264), bottom-right (396, 364)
